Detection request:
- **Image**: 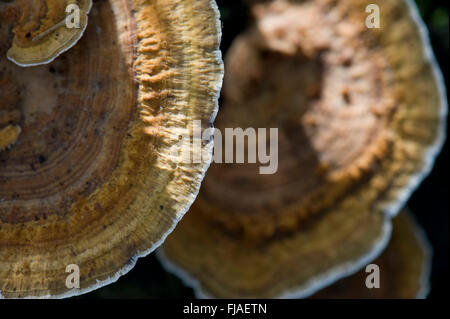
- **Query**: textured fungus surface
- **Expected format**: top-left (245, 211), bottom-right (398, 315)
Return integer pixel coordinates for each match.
top-left (0, 0), bottom-right (223, 298)
top-left (3, 0), bottom-right (92, 66)
top-left (158, 0), bottom-right (446, 298)
top-left (313, 211), bottom-right (431, 299)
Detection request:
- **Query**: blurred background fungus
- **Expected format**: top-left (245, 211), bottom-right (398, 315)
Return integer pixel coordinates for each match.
top-left (79, 0), bottom-right (448, 299)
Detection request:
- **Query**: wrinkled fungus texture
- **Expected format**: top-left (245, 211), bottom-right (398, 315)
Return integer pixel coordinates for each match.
top-left (0, 0), bottom-right (223, 298)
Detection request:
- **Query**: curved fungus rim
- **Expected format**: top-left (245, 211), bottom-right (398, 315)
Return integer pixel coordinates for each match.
top-left (381, 0), bottom-right (447, 219)
top-left (157, 218), bottom-right (393, 299)
top-left (311, 210), bottom-right (432, 299)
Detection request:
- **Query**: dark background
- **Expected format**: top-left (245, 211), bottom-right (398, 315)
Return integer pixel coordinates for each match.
top-left (79, 0), bottom-right (449, 299)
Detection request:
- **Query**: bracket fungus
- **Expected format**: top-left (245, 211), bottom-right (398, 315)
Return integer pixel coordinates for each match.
top-left (312, 210), bottom-right (431, 299)
top-left (0, 0), bottom-right (223, 298)
top-left (158, 0), bottom-right (446, 298)
top-left (2, 0), bottom-right (93, 67)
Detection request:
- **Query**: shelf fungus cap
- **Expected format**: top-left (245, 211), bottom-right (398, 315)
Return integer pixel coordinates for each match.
top-left (158, 0), bottom-right (446, 298)
top-left (313, 210), bottom-right (432, 299)
top-left (0, 0), bottom-right (223, 298)
top-left (4, 0), bottom-right (93, 67)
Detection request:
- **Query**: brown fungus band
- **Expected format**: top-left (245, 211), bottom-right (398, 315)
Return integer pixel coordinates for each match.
top-left (158, 0), bottom-right (446, 298)
top-left (0, 0), bottom-right (223, 298)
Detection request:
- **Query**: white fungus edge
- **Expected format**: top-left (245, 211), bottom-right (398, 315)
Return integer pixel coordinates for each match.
top-left (6, 0), bottom-right (93, 68)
